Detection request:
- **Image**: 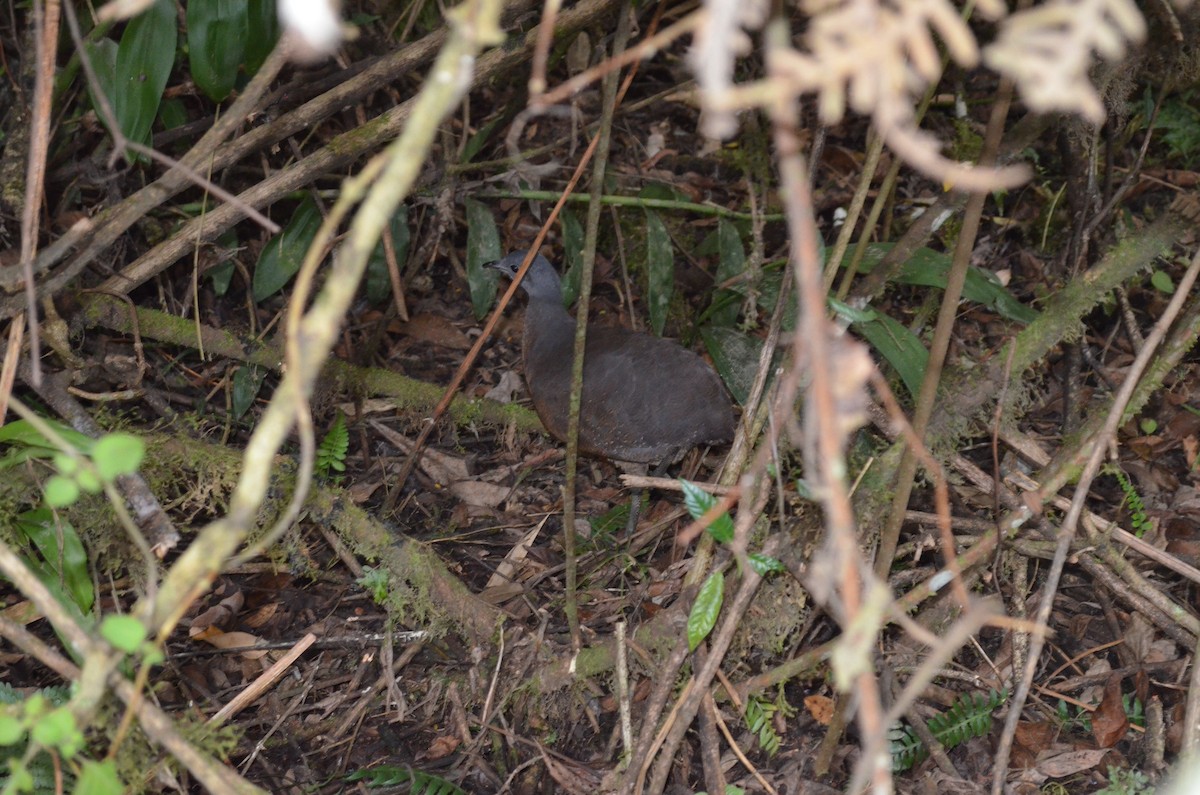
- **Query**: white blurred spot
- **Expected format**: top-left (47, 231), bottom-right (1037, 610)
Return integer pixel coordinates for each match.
top-left (279, 0), bottom-right (343, 59)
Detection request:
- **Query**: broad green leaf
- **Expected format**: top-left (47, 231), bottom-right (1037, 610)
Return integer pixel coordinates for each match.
top-left (465, 198), bottom-right (500, 319)
top-left (101, 614), bottom-right (148, 653)
top-left (559, 209), bottom-right (584, 307)
top-left (753, 264), bottom-right (798, 331)
top-left (76, 469), bottom-right (103, 495)
top-left (72, 760), bottom-right (123, 795)
top-left (209, 260), bottom-right (235, 295)
top-left (31, 707), bottom-right (83, 756)
top-left (232, 365), bottom-right (266, 419)
top-left (84, 38), bottom-right (119, 124)
top-left (1151, 270), bottom-right (1175, 294)
top-left (365, 207), bottom-right (409, 304)
top-left (253, 196), bottom-right (323, 301)
top-left (748, 553), bottom-right (784, 576)
top-left (700, 326), bottom-right (770, 407)
top-left (0, 715), bottom-right (24, 746)
top-left (9, 765), bottom-right (34, 792)
top-left (459, 112), bottom-right (508, 164)
top-left (245, 0), bottom-right (281, 73)
top-left (680, 479), bottom-right (733, 543)
top-left (0, 418), bottom-right (95, 455)
top-left (15, 509), bottom-right (94, 613)
top-left (827, 296), bottom-right (877, 324)
top-left (53, 452), bottom-right (78, 476)
top-left (188, 0), bottom-right (248, 102)
top-left (44, 476), bottom-right (79, 508)
top-left (157, 96), bottom-right (188, 130)
top-left (852, 311), bottom-right (928, 400)
top-left (639, 182), bottom-right (688, 202)
top-left (681, 478), bottom-right (716, 519)
top-left (643, 209), bottom-right (674, 336)
top-left (206, 229), bottom-right (240, 296)
top-left (845, 244), bottom-right (1038, 325)
top-left (687, 571), bottom-right (724, 651)
top-left (708, 218), bottom-right (746, 327)
top-left (112, 0), bottom-right (176, 155)
top-left (93, 433), bottom-right (144, 481)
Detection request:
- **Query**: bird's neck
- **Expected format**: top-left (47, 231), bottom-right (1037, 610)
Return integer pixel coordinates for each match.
top-left (523, 296), bottom-right (576, 357)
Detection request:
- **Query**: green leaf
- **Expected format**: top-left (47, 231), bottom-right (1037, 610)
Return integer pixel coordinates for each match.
top-left (844, 245), bottom-right (1038, 324)
top-left (112, 0), bottom-right (177, 156)
top-left (700, 326), bottom-right (769, 407)
top-left (53, 452), bottom-right (78, 476)
top-left (231, 365), bottom-right (266, 420)
top-left (753, 265), bottom-right (797, 331)
top-left (679, 479), bottom-right (733, 543)
top-left (84, 38), bottom-right (119, 124)
top-left (92, 433), bottom-right (144, 481)
top-left (827, 296), bottom-right (877, 324)
top-left (72, 760), bottom-right (123, 795)
top-left (44, 476), bottom-right (79, 508)
top-left (643, 209), bottom-right (674, 336)
top-left (459, 112), bottom-right (508, 164)
top-left (209, 259), bottom-right (235, 295)
top-left (747, 553), bottom-right (784, 576)
top-left (681, 478), bottom-right (716, 519)
top-left (253, 196), bottom-right (323, 302)
top-left (707, 218), bottom-right (746, 327)
top-left (365, 207), bottom-right (409, 304)
top-left (75, 469), bottom-right (103, 495)
top-left (207, 231), bottom-right (239, 295)
top-left (316, 412), bottom-right (350, 477)
top-left (687, 571), bottom-right (724, 651)
top-left (559, 210), bottom-right (584, 307)
top-left (464, 198), bottom-right (500, 320)
top-left (0, 715), bottom-right (25, 746)
top-left (1151, 269), bottom-right (1175, 294)
top-left (157, 96), bottom-right (188, 130)
top-left (15, 509), bottom-right (94, 613)
top-left (9, 764), bottom-right (34, 791)
top-left (101, 614), bottom-right (148, 653)
top-left (30, 707), bottom-right (80, 754)
top-left (245, 0), bottom-right (281, 73)
top-left (188, 0), bottom-right (248, 102)
top-left (851, 311), bottom-right (929, 400)
top-left (0, 418), bottom-right (95, 456)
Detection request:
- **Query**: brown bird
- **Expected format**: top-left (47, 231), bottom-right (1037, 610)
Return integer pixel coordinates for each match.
top-left (488, 251), bottom-right (734, 464)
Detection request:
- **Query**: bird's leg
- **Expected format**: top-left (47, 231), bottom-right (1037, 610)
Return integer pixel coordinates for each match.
top-left (623, 455), bottom-right (675, 536)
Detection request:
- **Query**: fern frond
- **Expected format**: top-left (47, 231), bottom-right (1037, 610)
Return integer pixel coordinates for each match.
top-left (891, 688), bottom-right (1008, 772)
top-left (315, 412), bottom-right (349, 478)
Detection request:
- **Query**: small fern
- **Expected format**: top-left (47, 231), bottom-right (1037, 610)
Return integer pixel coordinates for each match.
top-left (1056, 694), bottom-right (1145, 734)
top-left (891, 688), bottom-right (1007, 772)
top-left (1105, 464), bottom-right (1150, 537)
top-left (315, 412), bottom-right (349, 479)
top-left (346, 765), bottom-right (466, 793)
top-left (743, 696), bottom-right (782, 757)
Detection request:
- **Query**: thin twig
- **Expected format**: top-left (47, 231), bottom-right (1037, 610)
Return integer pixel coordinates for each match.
top-left (992, 242), bottom-right (1200, 794)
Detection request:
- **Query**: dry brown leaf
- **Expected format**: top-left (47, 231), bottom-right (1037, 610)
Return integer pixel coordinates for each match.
top-left (1123, 613), bottom-right (1154, 663)
top-left (393, 313), bottom-right (472, 350)
top-left (192, 627), bottom-right (269, 660)
top-left (243, 602), bottom-right (280, 629)
top-left (1091, 674), bottom-right (1129, 748)
top-left (448, 480), bottom-right (510, 508)
top-left (188, 590), bottom-right (245, 636)
top-left (805, 694), bottom-right (835, 726)
top-left (423, 734), bottom-right (460, 761)
top-left (1034, 748), bottom-right (1108, 777)
top-left (1014, 720), bottom-right (1057, 752)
